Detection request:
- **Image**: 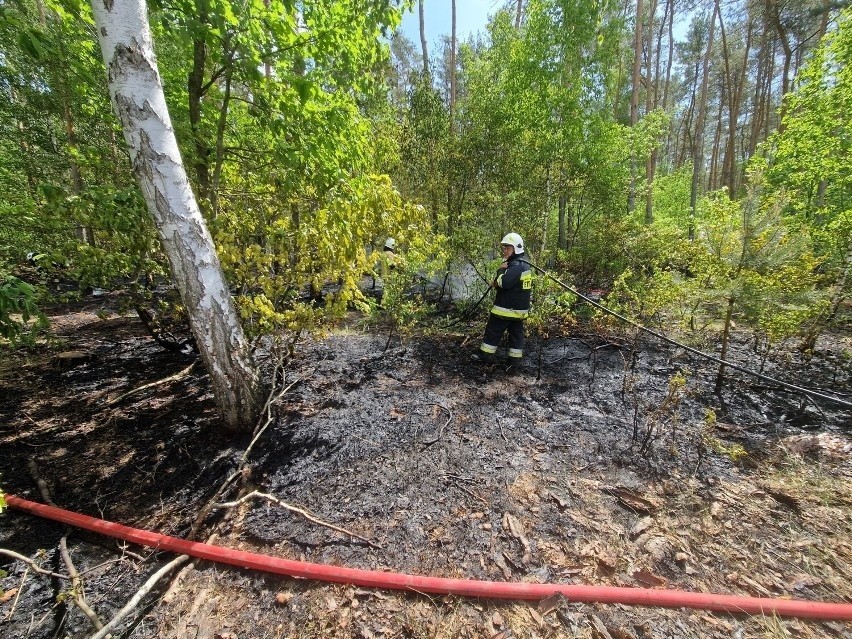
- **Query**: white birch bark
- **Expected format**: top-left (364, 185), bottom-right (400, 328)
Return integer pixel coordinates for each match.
top-left (89, 0), bottom-right (260, 431)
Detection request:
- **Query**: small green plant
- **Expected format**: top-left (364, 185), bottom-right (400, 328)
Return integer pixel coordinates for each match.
top-left (633, 369), bottom-right (689, 457)
top-left (0, 275), bottom-right (48, 345)
top-left (702, 409), bottom-right (748, 462)
top-left (0, 485), bottom-right (6, 512)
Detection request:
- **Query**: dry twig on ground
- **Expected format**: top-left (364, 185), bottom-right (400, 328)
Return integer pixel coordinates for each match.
top-left (27, 459), bottom-right (105, 631)
top-left (213, 490), bottom-right (383, 550)
top-left (421, 404), bottom-right (453, 447)
top-left (0, 549), bottom-right (69, 580)
top-left (86, 554), bottom-right (189, 639)
top-left (105, 361), bottom-right (197, 407)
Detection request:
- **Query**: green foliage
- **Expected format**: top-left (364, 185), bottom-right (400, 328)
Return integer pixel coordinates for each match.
top-left (526, 274), bottom-right (578, 338)
top-left (215, 174), bottom-right (431, 338)
top-left (379, 231), bottom-right (450, 331)
top-left (603, 175), bottom-right (827, 356)
top-left (0, 274), bottom-right (48, 345)
top-left (696, 184), bottom-right (825, 346)
top-left (702, 409), bottom-right (748, 462)
top-left (0, 486), bottom-right (5, 513)
top-left (649, 166), bottom-right (693, 232)
top-left (764, 7), bottom-right (852, 316)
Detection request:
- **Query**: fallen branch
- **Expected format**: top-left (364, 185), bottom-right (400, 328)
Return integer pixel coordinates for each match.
top-left (213, 490), bottom-right (382, 550)
top-left (421, 404), bottom-right (453, 447)
top-left (28, 460), bottom-right (104, 632)
top-left (86, 554), bottom-right (189, 639)
top-left (106, 361), bottom-right (197, 407)
top-left (60, 534), bottom-right (105, 631)
top-left (0, 549), bottom-right (69, 580)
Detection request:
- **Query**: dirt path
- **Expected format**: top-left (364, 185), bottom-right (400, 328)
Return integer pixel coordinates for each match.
top-left (1, 304), bottom-right (851, 638)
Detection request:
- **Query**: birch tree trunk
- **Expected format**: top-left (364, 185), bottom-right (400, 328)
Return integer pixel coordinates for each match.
top-left (89, 0), bottom-right (261, 433)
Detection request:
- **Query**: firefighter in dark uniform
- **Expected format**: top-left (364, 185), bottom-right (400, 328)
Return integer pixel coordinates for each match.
top-left (472, 233), bottom-right (532, 366)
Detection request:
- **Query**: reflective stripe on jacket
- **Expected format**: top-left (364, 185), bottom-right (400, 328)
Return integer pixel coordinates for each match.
top-left (492, 254), bottom-right (531, 318)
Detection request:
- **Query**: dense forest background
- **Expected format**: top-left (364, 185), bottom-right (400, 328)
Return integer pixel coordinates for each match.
top-left (0, 0), bottom-right (850, 400)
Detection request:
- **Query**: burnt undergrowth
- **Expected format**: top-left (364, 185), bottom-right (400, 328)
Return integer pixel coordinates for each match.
top-left (0, 296), bottom-right (850, 638)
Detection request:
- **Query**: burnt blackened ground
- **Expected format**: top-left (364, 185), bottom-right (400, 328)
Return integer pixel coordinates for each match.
top-left (0, 302), bottom-right (851, 638)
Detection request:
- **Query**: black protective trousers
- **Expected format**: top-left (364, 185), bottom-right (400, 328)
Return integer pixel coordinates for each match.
top-left (480, 313), bottom-right (525, 358)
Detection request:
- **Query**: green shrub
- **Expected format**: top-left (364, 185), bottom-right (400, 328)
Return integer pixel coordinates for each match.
top-left (0, 275), bottom-right (48, 345)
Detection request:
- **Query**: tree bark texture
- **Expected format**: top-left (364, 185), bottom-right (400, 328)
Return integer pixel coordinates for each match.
top-left (628, 0), bottom-right (644, 214)
top-left (90, 0), bottom-right (261, 433)
top-left (689, 2), bottom-right (717, 240)
top-left (450, 0), bottom-right (457, 129)
top-left (644, 0), bottom-right (658, 224)
top-left (418, 0), bottom-right (430, 77)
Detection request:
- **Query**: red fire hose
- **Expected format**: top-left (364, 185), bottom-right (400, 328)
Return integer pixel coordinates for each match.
top-left (6, 494), bottom-right (852, 621)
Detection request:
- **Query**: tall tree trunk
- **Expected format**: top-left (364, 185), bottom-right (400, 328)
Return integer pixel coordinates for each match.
top-left (644, 0), bottom-right (658, 224)
top-left (188, 0), bottom-right (212, 209)
top-left (817, 0), bottom-right (830, 41)
top-left (450, 0), bottom-right (456, 129)
top-left (90, 0), bottom-right (261, 433)
top-left (723, 19), bottom-right (752, 197)
top-left (768, 0), bottom-right (792, 96)
top-left (689, 2), bottom-right (718, 240)
top-left (558, 193), bottom-right (567, 251)
top-left (515, 0), bottom-right (524, 28)
top-left (660, 0), bottom-right (675, 165)
top-left (210, 48), bottom-right (234, 218)
top-left (708, 93), bottom-right (724, 191)
top-left (41, 0), bottom-right (95, 245)
top-left (628, 0), bottom-right (644, 214)
top-left (418, 0), bottom-right (430, 78)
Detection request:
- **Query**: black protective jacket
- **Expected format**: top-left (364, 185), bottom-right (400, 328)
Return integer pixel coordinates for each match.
top-left (492, 253), bottom-right (532, 319)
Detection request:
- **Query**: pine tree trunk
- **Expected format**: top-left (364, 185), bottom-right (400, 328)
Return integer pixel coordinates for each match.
top-left (628, 0), bottom-right (644, 214)
top-left (418, 0), bottom-right (430, 77)
top-left (90, 0), bottom-right (261, 433)
top-left (689, 2), bottom-right (717, 240)
top-left (645, 0), bottom-right (658, 224)
top-left (450, 0), bottom-right (456, 130)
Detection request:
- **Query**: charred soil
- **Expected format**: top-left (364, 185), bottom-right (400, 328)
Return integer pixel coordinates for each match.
top-left (1, 293), bottom-right (851, 638)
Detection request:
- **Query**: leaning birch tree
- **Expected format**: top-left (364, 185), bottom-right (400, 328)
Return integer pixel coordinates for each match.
top-left (89, 0), bottom-right (261, 432)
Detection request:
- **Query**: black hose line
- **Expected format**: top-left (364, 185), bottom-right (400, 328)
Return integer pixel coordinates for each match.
top-left (517, 259), bottom-right (852, 411)
top-left (442, 285), bottom-right (493, 328)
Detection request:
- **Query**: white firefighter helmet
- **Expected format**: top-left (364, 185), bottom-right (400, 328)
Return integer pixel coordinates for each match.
top-left (500, 232), bottom-right (524, 254)
top-left (384, 237), bottom-right (397, 250)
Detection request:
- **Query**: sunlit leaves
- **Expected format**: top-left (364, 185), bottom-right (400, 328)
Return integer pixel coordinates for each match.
top-left (215, 173), bottom-right (429, 338)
